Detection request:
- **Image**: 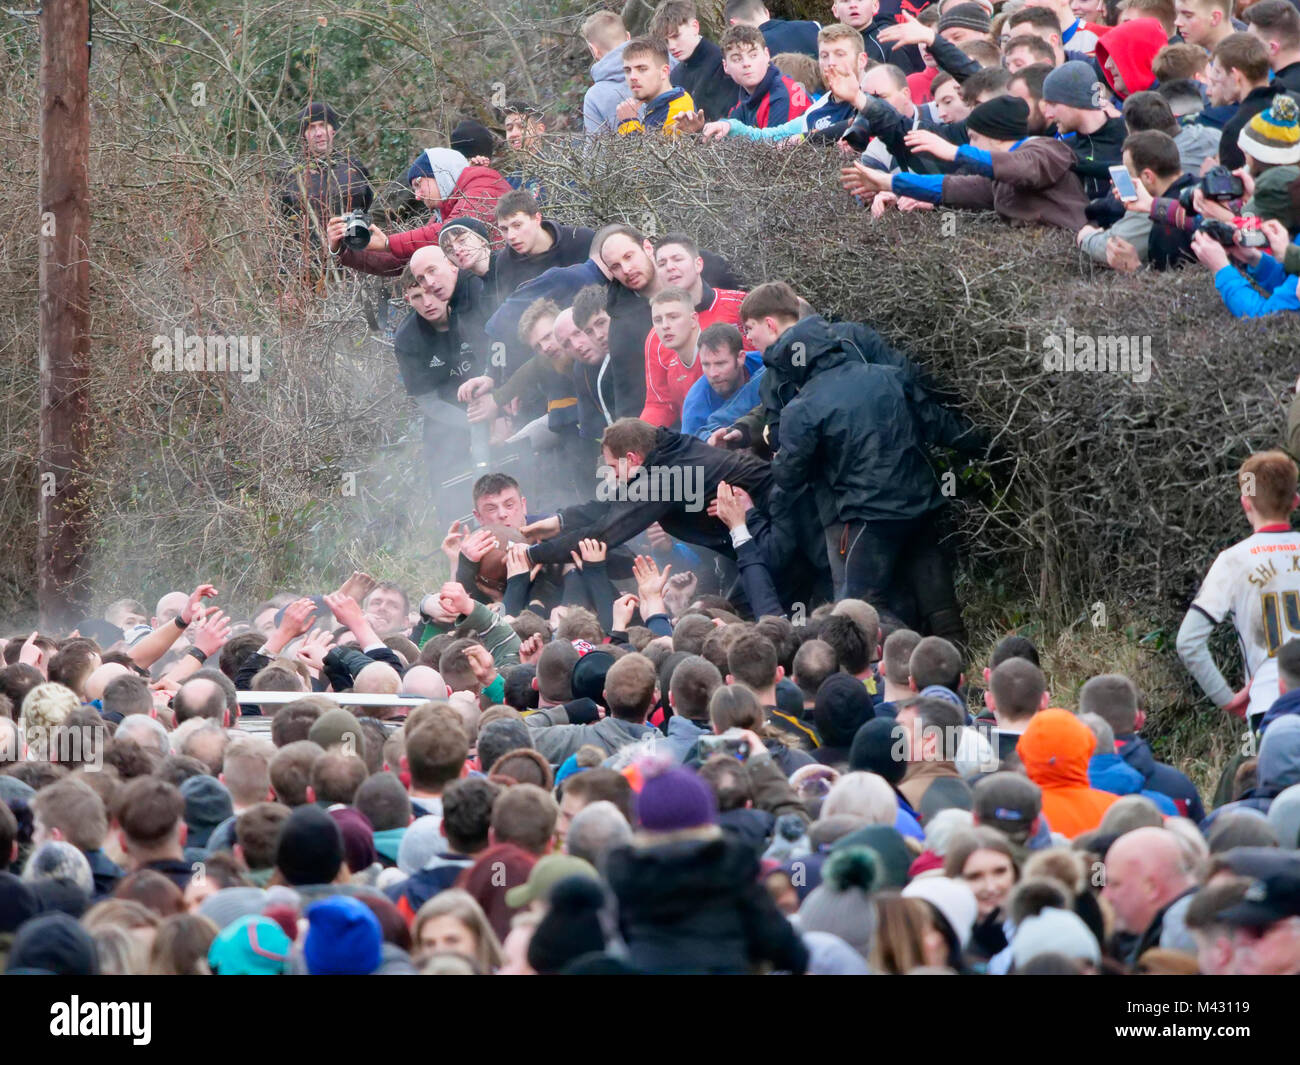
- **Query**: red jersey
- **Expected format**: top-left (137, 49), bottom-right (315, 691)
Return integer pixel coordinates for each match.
top-left (641, 284), bottom-right (746, 427)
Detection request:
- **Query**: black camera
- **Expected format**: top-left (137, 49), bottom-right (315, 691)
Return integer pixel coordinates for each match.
top-left (841, 112), bottom-right (873, 153)
top-left (340, 210), bottom-right (372, 251)
top-left (1178, 165), bottom-right (1245, 212)
top-left (1196, 217), bottom-right (1268, 247)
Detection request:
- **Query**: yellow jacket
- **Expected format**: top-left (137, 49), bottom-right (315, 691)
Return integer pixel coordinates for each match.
top-left (618, 87), bottom-right (695, 136)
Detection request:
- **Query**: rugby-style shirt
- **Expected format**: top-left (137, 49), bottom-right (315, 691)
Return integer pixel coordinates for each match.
top-left (1191, 525), bottom-right (1300, 720)
top-left (640, 284), bottom-right (746, 428)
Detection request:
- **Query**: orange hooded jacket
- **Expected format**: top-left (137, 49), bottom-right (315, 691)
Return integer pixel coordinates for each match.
top-left (1017, 708), bottom-right (1119, 838)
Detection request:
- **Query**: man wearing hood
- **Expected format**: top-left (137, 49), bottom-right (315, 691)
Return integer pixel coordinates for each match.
top-left (582, 11), bottom-right (636, 133)
top-left (1095, 17), bottom-right (1169, 102)
top-left (1017, 708), bottom-right (1119, 838)
top-left (328, 147), bottom-right (511, 276)
top-left (739, 281), bottom-right (983, 635)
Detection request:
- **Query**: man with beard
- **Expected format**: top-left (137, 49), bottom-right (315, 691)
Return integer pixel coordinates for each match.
top-left (597, 224), bottom-right (740, 420)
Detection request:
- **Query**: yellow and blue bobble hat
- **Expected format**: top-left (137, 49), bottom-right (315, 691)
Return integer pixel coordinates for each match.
top-left (1240, 94), bottom-right (1300, 166)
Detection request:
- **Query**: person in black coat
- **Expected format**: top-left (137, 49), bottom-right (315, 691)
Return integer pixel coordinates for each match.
top-left (276, 101), bottom-right (373, 222)
top-left (726, 0), bottom-right (821, 58)
top-left (744, 282), bottom-right (984, 639)
top-left (490, 192), bottom-right (596, 306)
top-left (522, 419), bottom-right (774, 566)
top-left (604, 766), bottom-right (808, 974)
top-left (1213, 35), bottom-right (1281, 171)
top-left (653, 4), bottom-right (740, 120)
top-left (393, 248), bottom-right (492, 514)
top-left (393, 257), bottom-right (490, 405)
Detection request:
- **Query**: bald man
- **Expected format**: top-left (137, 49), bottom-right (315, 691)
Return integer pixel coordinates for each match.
top-left (153, 591), bottom-right (190, 629)
top-left (1103, 826), bottom-right (1199, 965)
top-left (401, 665), bottom-right (449, 702)
top-left (174, 676), bottom-right (231, 727)
top-left (84, 663), bottom-right (131, 705)
top-left (178, 721), bottom-right (229, 775)
top-left (391, 244), bottom-right (491, 517)
top-left (117, 714), bottom-right (170, 759)
top-left (353, 661), bottom-right (401, 696)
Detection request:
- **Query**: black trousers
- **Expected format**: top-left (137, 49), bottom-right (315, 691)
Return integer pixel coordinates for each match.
top-left (823, 512), bottom-right (966, 645)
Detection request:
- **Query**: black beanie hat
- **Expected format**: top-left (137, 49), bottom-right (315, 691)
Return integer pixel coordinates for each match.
top-left (6, 912), bottom-right (99, 975)
top-left (849, 716), bottom-right (905, 785)
top-left (966, 95), bottom-right (1030, 142)
top-left (814, 673), bottom-right (875, 747)
top-left (572, 651), bottom-right (616, 710)
top-left (527, 876), bottom-right (609, 974)
top-left (451, 119), bottom-right (495, 161)
top-left (297, 101), bottom-right (341, 133)
top-left (275, 804), bottom-right (345, 887)
top-left (438, 216), bottom-right (496, 251)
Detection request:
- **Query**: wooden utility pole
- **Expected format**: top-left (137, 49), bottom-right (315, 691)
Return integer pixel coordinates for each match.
top-left (37, 0), bottom-right (92, 628)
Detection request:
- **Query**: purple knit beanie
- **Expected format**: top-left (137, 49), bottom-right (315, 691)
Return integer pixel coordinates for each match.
top-left (636, 767), bottom-right (717, 832)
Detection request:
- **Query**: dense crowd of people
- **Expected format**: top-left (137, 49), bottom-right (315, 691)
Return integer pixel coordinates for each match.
top-left (6, 0), bottom-right (1300, 976)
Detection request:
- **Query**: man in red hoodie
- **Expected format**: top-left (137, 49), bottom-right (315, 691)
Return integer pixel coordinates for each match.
top-left (328, 148), bottom-right (512, 277)
top-left (1095, 16), bottom-right (1169, 100)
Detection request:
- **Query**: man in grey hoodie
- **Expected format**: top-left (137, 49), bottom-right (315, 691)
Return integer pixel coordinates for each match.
top-left (582, 11), bottom-right (635, 133)
top-left (526, 653), bottom-right (661, 763)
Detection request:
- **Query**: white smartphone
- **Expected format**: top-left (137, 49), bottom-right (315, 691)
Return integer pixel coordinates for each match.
top-left (1109, 164), bottom-right (1138, 202)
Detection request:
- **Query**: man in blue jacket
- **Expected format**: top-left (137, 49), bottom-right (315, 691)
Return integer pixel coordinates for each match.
top-left (681, 323), bottom-right (765, 439)
top-left (1079, 673), bottom-right (1206, 821)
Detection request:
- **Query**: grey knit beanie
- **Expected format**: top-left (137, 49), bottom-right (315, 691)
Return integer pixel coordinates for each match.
top-left (1043, 60), bottom-right (1104, 110)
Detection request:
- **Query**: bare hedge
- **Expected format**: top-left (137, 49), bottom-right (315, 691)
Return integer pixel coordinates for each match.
top-left (527, 136), bottom-right (1300, 636)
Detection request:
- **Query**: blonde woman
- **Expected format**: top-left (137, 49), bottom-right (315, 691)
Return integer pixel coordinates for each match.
top-left (412, 889), bottom-right (504, 972)
top-left (149, 913), bottom-right (219, 975)
top-left (82, 899), bottom-right (160, 975)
